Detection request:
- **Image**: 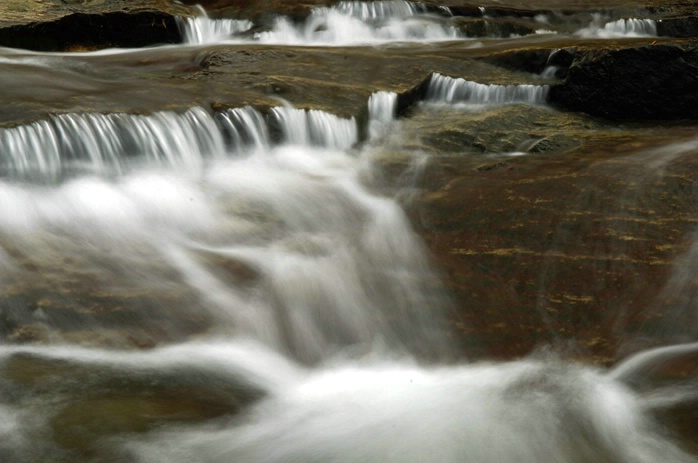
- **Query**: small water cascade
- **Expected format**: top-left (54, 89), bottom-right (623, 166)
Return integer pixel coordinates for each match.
top-left (577, 16), bottom-right (657, 38)
top-left (333, 0), bottom-right (430, 20)
top-left (269, 106), bottom-right (358, 149)
top-left (217, 106), bottom-right (271, 153)
top-left (178, 0), bottom-right (461, 46)
top-left (0, 108), bottom-right (223, 181)
top-left (603, 18), bottom-right (658, 36)
top-left (177, 6), bottom-right (253, 44)
top-left (426, 73), bottom-right (550, 105)
top-left (0, 105), bottom-right (362, 181)
top-left (368, 90), bottom-right (399, 139)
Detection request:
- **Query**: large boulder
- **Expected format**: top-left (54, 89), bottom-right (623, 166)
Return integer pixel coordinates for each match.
top-left (549, 41), bottom-right (698, 119)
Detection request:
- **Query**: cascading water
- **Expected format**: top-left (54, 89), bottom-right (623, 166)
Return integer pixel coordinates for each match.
top-left (178, 0), bottom-right (461, 46)
top-left (269, 106), bottom-right (358, 149)
top-left (217, 106), bottom-right (271, 153)
top-left (1, 1), bottom-right (698, 462)
top-left (577, 16), bottom-right (658, 38)
top-left (426, 72), bottom-right (550, 105)
top-left (334, 0), bottom-right (430, 20)
top-left (0, 108), bottom-right (223, 181)
top-left (0, 105), bottom-right (359, 181)
top-left (368, 90), bottom-right (398, 139)
top-left (603, 18), bottom-right (658, 36)
top-left (177, 6), bottom-right (253, 44)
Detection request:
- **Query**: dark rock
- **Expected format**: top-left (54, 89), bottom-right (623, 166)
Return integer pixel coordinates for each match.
top-left (448, 5), bottom-right (549, 19)
top-left (0, 11), bottom-right (181, 51)
top-left (547, 48), bottom-right (576, 68)
top-left (657, 17), bottom-right (698, 38)
top-left (549, 42), bottom-right (698, 119)
top-left (481, 48), bottom-right (554, 74)
top-left (456, 18), bottom-right (539, 38)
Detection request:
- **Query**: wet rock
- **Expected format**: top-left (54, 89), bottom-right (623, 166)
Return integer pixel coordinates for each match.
top-left (2, 351), bottom-right (266, 454)
top-left (0, 11), bottom-right (181, 51)
top-left (455, 18), bottom-right (540, 38)
top-left (527, 134), bottom-right (580, 154)
top-left (549, 41), bottom-right (698, 119)
top-left (400, 105), bottom-right (589, 156)
top-left (480, 48), bottom-right (554, 75)
top-left (175, 0), bottom-right (327, 23)
top-left (657, 17), bottom-right (698, 38)
top-left (379, 99), bottom-right (698, 362)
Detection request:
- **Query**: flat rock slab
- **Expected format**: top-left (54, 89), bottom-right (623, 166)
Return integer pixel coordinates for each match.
top-left (386, 103), bottom-right (698, 363)
top-left (0, 41), bottom-right (542, 126)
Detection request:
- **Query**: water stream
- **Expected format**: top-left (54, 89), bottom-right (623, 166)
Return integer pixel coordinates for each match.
top-left (0, 0), bottom-right (697, 462)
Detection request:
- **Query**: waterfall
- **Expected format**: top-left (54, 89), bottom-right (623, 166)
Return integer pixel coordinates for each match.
top-left (0, 108), bottom-right (223, 180)
top-left (0, 97), bottom-right (449, 363)
top-left (333, 1), bottom-right (429, 20)
top-left (177, 6), bottom-right (253, 44)
top-left (217, 106), bottom-right (271, 153)
top-left (368, 91), bottom-right (398, 139)
top-left (577, 16), bottom-right (657, 38)
top-left (602, 18), bottom-right (657, 36)
top-left (178, 0), bottom-right (461, 46)
top-left (269, 107), bottom-right (358, 149)
top-left (426, 73), bottom-right (550, 105)
top-left (0, 105), bottom-right (362, 181)
top-left (368, 91), bottom-right (398, 123)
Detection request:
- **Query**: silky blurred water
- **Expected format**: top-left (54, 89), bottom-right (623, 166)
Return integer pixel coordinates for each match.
top-left (0, 1), bottom-right (695, 462)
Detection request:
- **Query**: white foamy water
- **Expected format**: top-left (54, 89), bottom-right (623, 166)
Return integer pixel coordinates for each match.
top-left (177, 6), bottom-right (253, 44)
top-left (1, 341), bottom-right (695, 463)
top-left (0, 108), bottom-right (223, 180)
top-left (577, 16), bottom-right (657, 38)
top-left (368, 90), bottom-right (399, 139)
top-left (426, 72), bottom-right (550, 105)
top-left (0, 103), bottom-right (449, 363)
top-left (334, 0), bottom-right (430, 20)
top-left (178, 0), bottom-right (460, 46)
top-left (269, 106), bottom-right (358, 149)
top-left (368, 90), bottom-right (398, 123)
top-left (0, 105), bottom-right (359, 181)
top-left (217, 106), bottom-right (271, 153)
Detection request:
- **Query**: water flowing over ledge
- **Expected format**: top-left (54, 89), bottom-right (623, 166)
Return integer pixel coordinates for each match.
top-left (269, 106), bottom-right (358, 150)
top-left (176, 6), bottom-right (253, 44)
top-left (0, 106), bottom-right (359, 181)
top-left (426, 73), bottom-right (550, 105)
top-left (0, 71), bottom-right (563, 181)
top-left (0, 108), bottom-right (223, 181)
top-left (577, 17), bottom-right (658, 38)
top-left (217, 106), bottom-right (271, 153)
top-left (178, 0), bottom-right (460, 45)
top-left (0, 69), bottom-right (554, 182)
top-left (368, 91), bottom-right (399, 123)
top-left (0, 103), bottom-right (451, 366)
top-left (334, 1), bottom-right (431, 20)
